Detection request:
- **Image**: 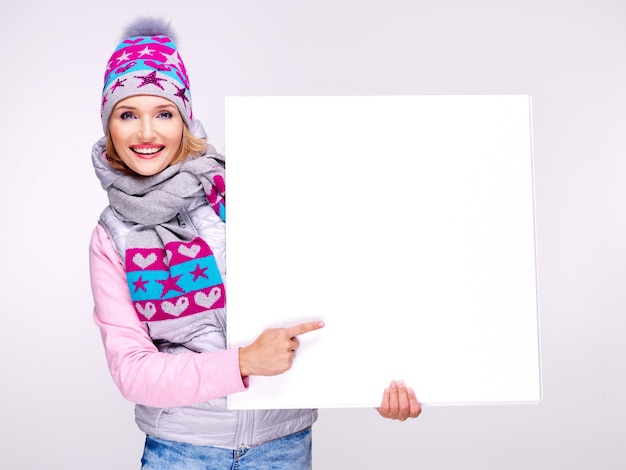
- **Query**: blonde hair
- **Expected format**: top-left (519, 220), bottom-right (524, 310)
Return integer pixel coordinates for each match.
top-left (105, 125), bottom-right (209, 173)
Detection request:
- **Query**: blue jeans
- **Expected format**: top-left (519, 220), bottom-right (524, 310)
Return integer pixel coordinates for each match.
top-left (140, 428), bottom-right (312, 469)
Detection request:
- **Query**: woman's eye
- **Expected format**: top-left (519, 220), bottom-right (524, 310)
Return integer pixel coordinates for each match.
top-left (158, 111), bottom-right (174, 119)
top-left (120, 111), bottom-right (135, 120)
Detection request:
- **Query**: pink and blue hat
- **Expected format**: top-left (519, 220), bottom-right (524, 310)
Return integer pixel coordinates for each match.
top-left (100, 18), bottom-right (193, 134)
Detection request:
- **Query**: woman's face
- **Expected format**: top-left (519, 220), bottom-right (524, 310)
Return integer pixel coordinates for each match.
top-left (109, 95), bottom-right (184, 176)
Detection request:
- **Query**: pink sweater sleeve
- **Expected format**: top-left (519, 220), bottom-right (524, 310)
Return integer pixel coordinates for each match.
top-left (89, 224), bottom-right (247, 408)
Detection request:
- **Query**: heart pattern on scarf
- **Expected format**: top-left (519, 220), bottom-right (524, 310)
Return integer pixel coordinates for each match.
top-left (162, 296), bottom-right (189, 317)
top-left (194, 287), bottom-right (221, 309)
top-left (133, 253), bottom-right (157, 269)
top-left (106, 154), bottom-right (226, 322)
top-left (179, 244), bottom-right (201, 258)
top-left (135, 302), bottom-right (157, 320)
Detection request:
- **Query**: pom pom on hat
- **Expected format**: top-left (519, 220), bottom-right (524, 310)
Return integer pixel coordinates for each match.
top-left (121, 17), bottom-right (176, 42)
top-left (100, 17), bottom-right (192, 134)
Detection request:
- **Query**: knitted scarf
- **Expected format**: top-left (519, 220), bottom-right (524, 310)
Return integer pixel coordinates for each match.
top-left (107, 154), bottom-right (226, 322)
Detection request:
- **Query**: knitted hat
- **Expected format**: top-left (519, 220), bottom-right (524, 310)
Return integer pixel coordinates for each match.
top-left (100, 17), bottom-right (193, 134)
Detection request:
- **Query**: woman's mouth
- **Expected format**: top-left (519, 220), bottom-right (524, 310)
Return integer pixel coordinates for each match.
top-left (131, 145), bottom-right (165, 158)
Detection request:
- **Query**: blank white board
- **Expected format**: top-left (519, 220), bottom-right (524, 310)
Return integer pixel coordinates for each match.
top-left (225, 95), bottom-right (541, 409)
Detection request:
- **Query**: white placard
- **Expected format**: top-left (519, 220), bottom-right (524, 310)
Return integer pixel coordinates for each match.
top-left (225, 95), bottom-right (541, 409)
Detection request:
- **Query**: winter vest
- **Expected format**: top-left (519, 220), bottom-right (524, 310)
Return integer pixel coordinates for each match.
top-left (99, 199), bottom-right (317, 448)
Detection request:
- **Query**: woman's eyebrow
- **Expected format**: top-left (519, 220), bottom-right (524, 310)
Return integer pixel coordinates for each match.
top-left (114, 104), bottom-right (177, 111)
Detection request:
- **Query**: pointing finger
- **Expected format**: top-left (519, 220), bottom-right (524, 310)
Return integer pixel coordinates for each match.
top-left (285, 321), bottom-right (325, 338)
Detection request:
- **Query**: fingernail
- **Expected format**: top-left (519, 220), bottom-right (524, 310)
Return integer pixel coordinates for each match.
top-left (397, 380), bottom-right (406, 388)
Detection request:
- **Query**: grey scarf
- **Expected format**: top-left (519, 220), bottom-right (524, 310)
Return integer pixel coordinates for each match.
top-left (106, 153), bottom-right (227, 322)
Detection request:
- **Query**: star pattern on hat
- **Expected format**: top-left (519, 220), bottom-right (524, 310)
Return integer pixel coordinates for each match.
top-left (164, 51), bottom-right (181, 68)
top-left (111, 78), bottom-right (127, 93)
top-left (174, 85), bottom-right (189, 106)
top-left (138, 46), bottom-right (155, 57)
top-left (102, 30), bottom-right (194, 129)
top-left (135, 71), bottom-right (167, 90)
top-left (116, 50), bottom-right (132, 64)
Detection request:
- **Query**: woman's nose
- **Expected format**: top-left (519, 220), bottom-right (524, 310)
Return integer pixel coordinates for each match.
top-left (138, 119), bottom-right (157, 141)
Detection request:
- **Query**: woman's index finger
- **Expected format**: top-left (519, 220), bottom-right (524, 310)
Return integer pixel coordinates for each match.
top-left (286, 320), bottom-right (325, 338)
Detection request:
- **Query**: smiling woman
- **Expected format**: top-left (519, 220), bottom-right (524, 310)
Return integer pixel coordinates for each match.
top-left (88, 16), bottom-right (420, 470)
top-left (107, 96), bottom-right (184, 176)
top-left (105, 96), bottom-right (208, 175)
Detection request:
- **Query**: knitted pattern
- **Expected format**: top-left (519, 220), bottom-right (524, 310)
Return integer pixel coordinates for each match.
top-left (106, 153), bottom-right (226, 323)
top-left (127, 238), bottom-right (225, 322)
top-left (101, 19), bottom-right (193, 133)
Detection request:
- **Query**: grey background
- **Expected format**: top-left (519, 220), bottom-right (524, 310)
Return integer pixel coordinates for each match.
top-left (1, 0), bottom-right (624, 468)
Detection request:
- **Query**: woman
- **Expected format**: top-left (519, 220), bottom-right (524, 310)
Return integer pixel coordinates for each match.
top-left (89, 17), bottom-right (420, 469)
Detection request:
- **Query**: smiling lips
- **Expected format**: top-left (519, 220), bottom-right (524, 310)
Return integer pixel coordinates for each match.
top-left (131, 145), bottom-right (165, 158)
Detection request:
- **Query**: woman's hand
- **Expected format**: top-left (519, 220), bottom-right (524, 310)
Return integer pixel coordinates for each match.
top-left (239, 321), bottom-right (325, 377)
top-left (377, 380), bottom-right (422, 421)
